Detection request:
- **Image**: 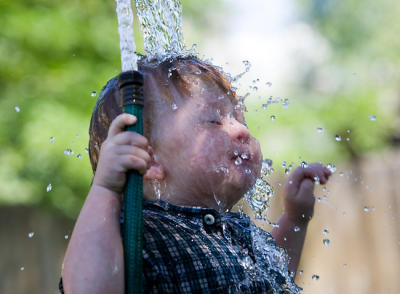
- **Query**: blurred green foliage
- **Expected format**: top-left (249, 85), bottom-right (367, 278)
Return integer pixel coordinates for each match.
top-left (247, 0), bottom-right (400, 166)
top-left (0, 0), bottom-right (221, 218)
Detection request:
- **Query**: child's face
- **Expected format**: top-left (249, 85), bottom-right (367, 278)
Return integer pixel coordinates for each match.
top-left (153, 74), bottom-right (262, 210)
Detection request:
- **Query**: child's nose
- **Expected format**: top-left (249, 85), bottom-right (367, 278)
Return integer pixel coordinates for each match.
top-left (227, 119), bottom-right (250, 144)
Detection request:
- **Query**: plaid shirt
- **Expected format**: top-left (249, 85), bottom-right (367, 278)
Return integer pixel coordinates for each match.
top-left (59, 200), bottom-right (300, 293)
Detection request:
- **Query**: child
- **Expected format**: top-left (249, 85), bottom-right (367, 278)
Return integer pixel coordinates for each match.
top-left (60, 57), bottom-right (331, 293)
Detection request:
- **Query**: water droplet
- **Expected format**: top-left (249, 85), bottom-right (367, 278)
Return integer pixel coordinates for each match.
top-left (299, 269), bottom-right (303, 275)
top-left (28, 232), bottom-right (35, 238)
top-left (64, 149), bottom-right (74, 156)
top-left (64, 235), bottom-right (69, 240)
top-left (282, 98), bottom-right (290, 109)
top-left (369, 115), bottom-right (376, 121)
top-left (323, 229), bottom-right (329, 235)
top-left (84, 148), bottom-right (89, 154)
top-left (323, 239), bottom-right (330, 246)
top-left (364, 206), bottom-right (370, 212)
top-left (300, 161), bottom-right (308, 168)
top-left (91, 91), bottom-right (97, 97)
top-left (49, 137), bottom-right (55, 143)
top-left (335, 135), bottom-right (342, 142)
top-left (46, 184), bottom-right (52, 192)
top-left (20, 267), bottom-right (25, 271)
top-left (244, 168), bottom-right (252, 174)
top-left (281, 161), bottom-right (287, 168)
top-left (14, 106), bottom-right (20, 112)
top-left (317, 127), bottom-right (324, 134)
top-left (171, 103), bottom-right (178, 110)
top-left (314, 176), bottom-right (320, 185)
top-left (270, 115), bottom-right (276, 121)
top-left (77, 154), bottom-right (82, 159)
top-left (266, 82), bottom-right (272, 87)
top-left (240, 153), bottom-right (249, 160)
top-left (312, 274), bottom-right (320, 281)
top-left (339, 172), bottom-right (344, 177)
top-left (343, 264), bottom-right (347, 268)
top-left (235, 157), bottom-right (243, 166)
top-left (327, 163), bottom-right (336, 173)
top-left (294, 226), bottom-right (300, 232)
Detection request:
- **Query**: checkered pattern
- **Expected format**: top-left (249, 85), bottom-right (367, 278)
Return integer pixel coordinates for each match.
top-left (59, 200), bottom-right (299, 293)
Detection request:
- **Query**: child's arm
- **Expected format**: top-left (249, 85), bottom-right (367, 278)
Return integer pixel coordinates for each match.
top-left (61, 114), bottom-right (151, 294)
top-left (271, 163), bottom-right (331, 274)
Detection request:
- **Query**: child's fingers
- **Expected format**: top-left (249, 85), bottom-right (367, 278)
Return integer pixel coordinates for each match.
top-left (297, 178), bottom-right (316, 204)
top-left (114, 145), bottom-right (151, 164)
top-left (119, 155), bottom-right (149, 175)
top-left (112, 131), bottom-right (149, 149)
top-left (108, 114), bottom-right (137, 138)
top-left (286, 163), bottom-right (329, 196)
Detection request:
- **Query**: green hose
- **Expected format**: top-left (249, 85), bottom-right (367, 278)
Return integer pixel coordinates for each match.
top-left (118, 70), bottom-right (144, 294)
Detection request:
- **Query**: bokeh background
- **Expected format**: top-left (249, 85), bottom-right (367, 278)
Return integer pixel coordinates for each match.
top-left (1, 0), bottom-right (399, 293)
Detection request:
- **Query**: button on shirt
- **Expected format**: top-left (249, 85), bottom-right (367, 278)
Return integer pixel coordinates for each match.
top-left (59, 200), bottom-right (300, 293)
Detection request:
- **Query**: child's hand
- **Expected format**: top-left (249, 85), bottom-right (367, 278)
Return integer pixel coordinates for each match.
top-left (92, 114), bottom-right (152, 196)
top-left (284, 163), bottom-right (331, 224)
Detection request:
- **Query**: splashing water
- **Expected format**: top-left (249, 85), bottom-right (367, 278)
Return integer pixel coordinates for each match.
top-left (136, 0), bottom-right (194, 61)
top-left (115, 0), bottom-right (138, 71)
top-left (244, 160), bottom-right (275, 221)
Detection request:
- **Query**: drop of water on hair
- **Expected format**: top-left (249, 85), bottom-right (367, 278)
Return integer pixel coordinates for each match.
top-left (300, 161), bottom-right (308, 168)
top-left (91, 91), bottom-right (97, 97)
top-left (323, 239), bottom-right (330, 246)
top-left (335, 135), bottom-right (342, 142)
top-left (84, 148), bottom-right (89, 154)
top-left (14, 106), bottom-right (20, 112)
top-left (240, 153), bottom-right (249, 160)
top-left (312, 274), bottom-right (320, 281)
top-left (369, 115), bottom-right (376, 121)
top-left (235, 157), bottom-right (243, 166)
top-left (171, 103), bottom-right (178, 111)
top-left (244, 168), bottom-right (252, 174)
top-left (294, 226), bottom-right (300, 232)
top-left (46, 184), bottom-right (52, 192)
top-left (28, 232), bottom-right (35, 238)
top-left (281, 161), bottom-right (287, 168)
top-left (314, 176), bottom-right (320, 185)
top-left (64, 235), bottom-right (69, 240)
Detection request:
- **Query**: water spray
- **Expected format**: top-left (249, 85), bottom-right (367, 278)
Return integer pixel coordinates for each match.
top-left (115, 0), bottom-right (143, 293)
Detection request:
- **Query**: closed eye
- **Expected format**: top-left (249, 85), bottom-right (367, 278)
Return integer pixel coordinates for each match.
top-left (208, 120), bottom-right (222, 125)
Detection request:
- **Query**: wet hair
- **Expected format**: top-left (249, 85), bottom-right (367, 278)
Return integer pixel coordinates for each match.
top-left (88, 56), bottom-right (237, 174)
